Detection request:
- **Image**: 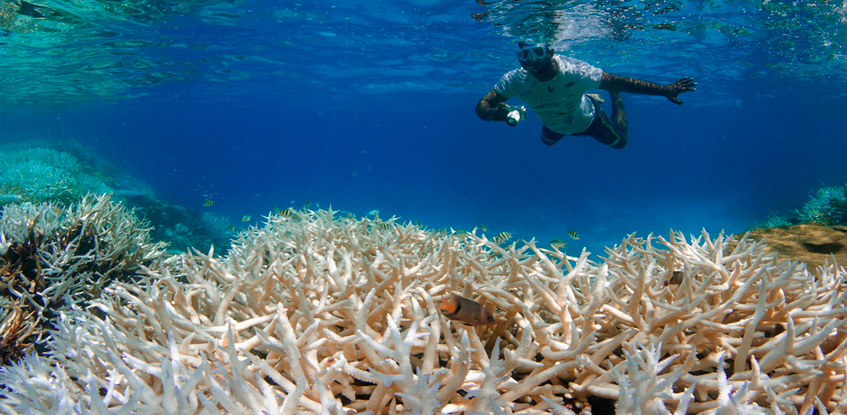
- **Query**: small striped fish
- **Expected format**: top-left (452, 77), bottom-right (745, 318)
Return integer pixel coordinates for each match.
top-left (492, 231), bottom-right (512, 244)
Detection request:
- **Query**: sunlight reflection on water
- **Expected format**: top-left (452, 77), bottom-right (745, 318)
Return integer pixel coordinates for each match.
top-left (1, 0), bottom-right (845, 106)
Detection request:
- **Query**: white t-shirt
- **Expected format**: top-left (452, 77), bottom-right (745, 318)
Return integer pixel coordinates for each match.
top-left (494, 55), bottom-right (603, 135)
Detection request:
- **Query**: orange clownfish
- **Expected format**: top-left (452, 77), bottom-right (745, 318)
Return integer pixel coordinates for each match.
top-left (438, 294), bottom-right (495, 326)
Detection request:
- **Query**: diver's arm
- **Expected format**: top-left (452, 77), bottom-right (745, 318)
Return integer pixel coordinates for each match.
top-left (475, 89), bottom-right (514, 121)
top-left (599, 72), bottom-right (697, 105)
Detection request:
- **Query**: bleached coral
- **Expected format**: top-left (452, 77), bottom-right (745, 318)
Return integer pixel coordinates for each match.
top-left (0, 205), bottom-right (845, 414)
top-left (0, 193), bottom-right (168, 362)
top-left (612, 341), bottom-right (691, 415)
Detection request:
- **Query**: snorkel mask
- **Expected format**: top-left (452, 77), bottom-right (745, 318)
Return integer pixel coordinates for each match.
top-left (517, 40), bottom-right (552, 65)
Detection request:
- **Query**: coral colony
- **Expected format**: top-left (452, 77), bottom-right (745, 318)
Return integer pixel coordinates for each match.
top-left (0, 193), bottom-right (846, 414)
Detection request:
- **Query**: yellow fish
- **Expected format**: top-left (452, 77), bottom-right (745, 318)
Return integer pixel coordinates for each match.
top-left (550, 239), bottom-right (567, 249)
top-left (567, 230), bottom-right (580, 240)
top-left (438, 294), bottom-right (495, 326)
top-left (203, 200), bottom-right (215, 207)
top-left (241, 215), bottom-right (251, 222)
top-left (492, 231), bottom-right (512, 244)
top-left (452, 229), bottom-right (469, 238)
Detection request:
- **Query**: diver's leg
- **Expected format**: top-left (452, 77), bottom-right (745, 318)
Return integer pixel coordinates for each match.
top-left (585, 93), bottom-right (627, 149)
top-left (610, 90), bottom-right (628, 140)
top-left (540, 125), bottom-right (565, 146)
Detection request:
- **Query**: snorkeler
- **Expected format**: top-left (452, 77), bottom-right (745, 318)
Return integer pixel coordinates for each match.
top-left (476, 40), bottom-right (697, 149)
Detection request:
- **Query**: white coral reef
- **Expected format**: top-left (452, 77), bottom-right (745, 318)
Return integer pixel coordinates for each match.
top-left (1, 200), bottom-right (846, 414)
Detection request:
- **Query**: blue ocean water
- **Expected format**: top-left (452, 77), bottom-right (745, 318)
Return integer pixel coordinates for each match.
top-left (1, 0), bottom-right (846, 256)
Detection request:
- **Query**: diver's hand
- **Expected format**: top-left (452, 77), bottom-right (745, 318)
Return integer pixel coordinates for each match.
top-left (665, 77), bottom-right (697, 105)
top-left (505, 106), bottom-right (526, 126)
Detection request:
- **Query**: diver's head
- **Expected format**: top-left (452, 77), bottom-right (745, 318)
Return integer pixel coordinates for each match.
top-left (517, 40), bottom-right (555, 77)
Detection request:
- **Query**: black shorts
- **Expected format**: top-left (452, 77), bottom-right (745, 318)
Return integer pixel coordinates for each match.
top-left (540, 99), bottom-right (626, 149)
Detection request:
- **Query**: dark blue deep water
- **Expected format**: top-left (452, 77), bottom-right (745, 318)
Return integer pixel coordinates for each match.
top-left (2, 0), bottom-right (846, 256)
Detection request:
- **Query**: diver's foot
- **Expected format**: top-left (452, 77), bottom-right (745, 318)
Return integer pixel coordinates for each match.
top-left (586, 93), bottom-right (605, 104)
